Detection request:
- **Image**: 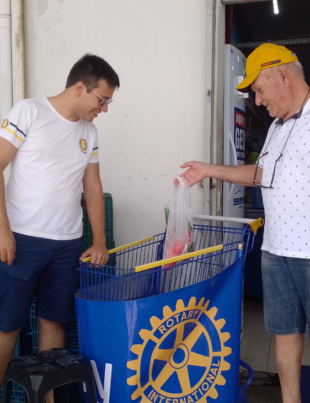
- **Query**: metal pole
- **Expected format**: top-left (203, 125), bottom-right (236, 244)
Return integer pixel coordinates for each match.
top-left (194, 214), bottom-right (255, 224)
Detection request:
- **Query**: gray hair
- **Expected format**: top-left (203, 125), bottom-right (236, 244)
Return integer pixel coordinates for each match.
top-left (266, 59), bottom-right (305, 80)
top-left (284, 60), bottom-right (305, 79)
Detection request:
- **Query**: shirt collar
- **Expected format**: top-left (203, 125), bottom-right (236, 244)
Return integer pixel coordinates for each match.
top-left (275, 109), bottom-right (303, 126)
top-left (275, 98), bottom-right (310, 126)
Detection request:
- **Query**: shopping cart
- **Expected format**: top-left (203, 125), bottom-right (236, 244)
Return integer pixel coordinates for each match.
top-left (76, 216), bottom-right (263, 403)
top-left (79, 217), bottom-right (262, 302)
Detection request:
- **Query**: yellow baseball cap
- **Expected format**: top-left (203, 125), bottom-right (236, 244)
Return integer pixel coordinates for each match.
top-left (236, 43), bottom-right (298, 93)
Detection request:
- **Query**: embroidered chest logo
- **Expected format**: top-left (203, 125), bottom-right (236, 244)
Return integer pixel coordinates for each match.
top-left (80, 139), bottom-right (87, 153)
top-left (1, 119), bottom-right (9, 128)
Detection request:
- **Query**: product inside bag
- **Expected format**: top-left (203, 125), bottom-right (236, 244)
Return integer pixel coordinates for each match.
top-left (163, 177), bottom-right (195, 268)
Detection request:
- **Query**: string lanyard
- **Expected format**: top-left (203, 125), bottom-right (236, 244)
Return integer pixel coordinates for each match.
top-left (253, 86), bottom-right (310, 188)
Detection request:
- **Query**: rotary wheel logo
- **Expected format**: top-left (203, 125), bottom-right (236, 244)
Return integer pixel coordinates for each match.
top-left (79, 138), bottom-right (87, 151)
top-left (127, 297), bottom-right (231, 402)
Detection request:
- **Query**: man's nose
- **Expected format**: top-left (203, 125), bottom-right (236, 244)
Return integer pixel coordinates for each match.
top-left (255, 92), bottom-right (262, 106)
top-left (101, 104), bottom-right (108, 113)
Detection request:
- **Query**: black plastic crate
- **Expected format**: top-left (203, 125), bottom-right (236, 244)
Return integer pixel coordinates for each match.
top-left (29, 303), bottom-right (84, 403)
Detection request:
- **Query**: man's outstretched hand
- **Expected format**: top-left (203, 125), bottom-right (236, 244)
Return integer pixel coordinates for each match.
top-left (174, 161), bottom-right (209, 187)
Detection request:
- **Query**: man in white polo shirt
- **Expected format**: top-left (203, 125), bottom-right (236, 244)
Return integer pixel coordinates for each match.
top-left (177, 44), bottom-right (310, 403)
top-left (0, 54), bottom-right (120, 391)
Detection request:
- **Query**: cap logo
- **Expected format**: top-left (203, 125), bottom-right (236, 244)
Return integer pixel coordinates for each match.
top-left (261, 59), bottom-right (281, 67)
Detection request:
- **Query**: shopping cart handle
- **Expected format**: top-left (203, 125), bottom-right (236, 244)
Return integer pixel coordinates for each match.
top-left (81, 236), bottom-right (154, 263)
top-left (249, 218), bottom-right (264, 234)
top-left (194, 215), bottom-right (264, 230)
top-left (134, 244), bottom-right (223, 273)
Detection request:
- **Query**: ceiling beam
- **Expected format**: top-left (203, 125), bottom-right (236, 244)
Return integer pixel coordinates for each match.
top-left (222, 0), bottom-right (271, 4)
top-left (234, 38), bottom-right (310, 48)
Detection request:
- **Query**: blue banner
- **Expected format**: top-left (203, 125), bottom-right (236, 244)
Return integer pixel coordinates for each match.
top-left (234, 107), bottom-right (245, 162)
top-left (75, 257), bottom-right (243, 403)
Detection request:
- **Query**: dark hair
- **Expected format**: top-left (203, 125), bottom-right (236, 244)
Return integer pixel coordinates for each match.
top-left (66, 54), bottom-right (120, 90)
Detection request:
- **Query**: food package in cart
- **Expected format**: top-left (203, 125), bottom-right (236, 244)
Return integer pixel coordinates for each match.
top-left (163, 177), bottom-right (195, 268)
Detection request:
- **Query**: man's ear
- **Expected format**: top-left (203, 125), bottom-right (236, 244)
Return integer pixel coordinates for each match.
top-left (75, 81), bottom-right (84, 98)
top-left (278, 66), bottom-right (290, 87)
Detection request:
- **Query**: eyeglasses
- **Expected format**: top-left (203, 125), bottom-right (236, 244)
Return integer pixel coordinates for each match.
top-left (253, 86), bottom-right (310, 189)
top-left (85, 84), bottom-right (113, 105)
top-left (252, 109), bottom-right (301, 189)
top-left (253, 151), bottom-right (282, 189)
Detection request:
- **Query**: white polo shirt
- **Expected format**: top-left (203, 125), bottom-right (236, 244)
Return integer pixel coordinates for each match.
top-left (0, 98), bottom-right (99, 240)
top-left (259, 99), bottom-right (310, 258)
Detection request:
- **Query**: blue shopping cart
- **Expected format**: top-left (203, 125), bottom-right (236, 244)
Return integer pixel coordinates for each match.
top-left (76, 217), bottom-right (263, 403)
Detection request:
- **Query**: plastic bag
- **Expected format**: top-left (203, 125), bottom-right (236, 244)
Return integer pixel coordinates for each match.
top-left (163, 177), bottom-right (195, 268)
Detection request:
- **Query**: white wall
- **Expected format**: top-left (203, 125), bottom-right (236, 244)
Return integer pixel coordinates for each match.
top-left (24, 0), bottom-right (211, 246)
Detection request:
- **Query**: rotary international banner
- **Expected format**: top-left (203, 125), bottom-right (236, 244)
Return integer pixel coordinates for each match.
top-left (75, 256), bottom-right (243, 403)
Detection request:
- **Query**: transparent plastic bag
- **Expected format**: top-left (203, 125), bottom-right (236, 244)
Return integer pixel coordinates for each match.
top-left (163, 177), bottom-right (195, 268)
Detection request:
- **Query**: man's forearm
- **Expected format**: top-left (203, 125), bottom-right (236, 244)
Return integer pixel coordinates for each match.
top-left (207, 163), bottom-right (257, 186)
top-left (84, 188), bottom-right (106, 245)
top-left (0, 172), bottom-right (10, 229)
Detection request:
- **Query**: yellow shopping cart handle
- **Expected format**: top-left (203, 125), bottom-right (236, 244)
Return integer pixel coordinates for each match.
top-left (81, 236), bottom-right (154, 263)
top-left (249, 218), bottom-right (264, 234)
top-left (134, 244), bottom-right (223, 273)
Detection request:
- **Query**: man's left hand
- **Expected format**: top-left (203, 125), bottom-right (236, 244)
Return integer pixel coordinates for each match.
top-left (80, 241), bottom-right (109, 265)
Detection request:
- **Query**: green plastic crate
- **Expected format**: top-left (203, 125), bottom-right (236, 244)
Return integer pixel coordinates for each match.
top-left (81, 193), bottom-right (114, 250)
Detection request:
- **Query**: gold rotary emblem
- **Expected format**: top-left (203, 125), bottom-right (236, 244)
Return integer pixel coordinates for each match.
top-left (1, 119), bottom-right (9, 128)
top-left (127, 297), bottom-right (231, 402)
top-left (80, 139), bottom-right (87, 151)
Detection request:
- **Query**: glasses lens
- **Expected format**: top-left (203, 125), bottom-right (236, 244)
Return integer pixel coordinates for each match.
top-left (100, 99), bottom-right (113, 106)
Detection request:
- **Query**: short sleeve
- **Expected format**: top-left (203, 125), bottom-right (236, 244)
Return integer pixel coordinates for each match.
top-left (89, 128), bottom-right (99, 164)
top-left (0, 101), bottom-right (31, 149)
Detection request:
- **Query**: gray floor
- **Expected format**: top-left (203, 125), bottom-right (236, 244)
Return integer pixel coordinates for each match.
top-left (241, 298), bottom-right (310, 372)
top-left (239, 298), bottom-right (310, 402)
top-left (244, 386), bottom-right (282, 403)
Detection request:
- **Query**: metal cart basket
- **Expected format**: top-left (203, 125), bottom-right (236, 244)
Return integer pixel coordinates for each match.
top-left (78, 218), bottom-right (262, 302)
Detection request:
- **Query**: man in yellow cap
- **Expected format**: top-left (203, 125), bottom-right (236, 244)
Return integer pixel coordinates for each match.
top-left (177, 43), bottom-right (310, 403)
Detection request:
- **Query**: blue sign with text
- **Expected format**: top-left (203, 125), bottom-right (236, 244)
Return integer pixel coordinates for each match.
top-left (234, 107), bottom-right (245, 161)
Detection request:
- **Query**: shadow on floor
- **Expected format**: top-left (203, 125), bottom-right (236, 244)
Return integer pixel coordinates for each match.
top-left (240, 366), bottom-right (310, 402)
top-left (240, 370), bottom-right (282, 403)
top-left (244, 386), bottom-right (282, 403)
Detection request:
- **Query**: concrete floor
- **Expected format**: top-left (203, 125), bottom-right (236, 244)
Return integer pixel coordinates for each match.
top-left (239, 297), bottom-right (310, 403)
top-left (241, 297), bottom-right (310, 371)
top-left (244, 386), bottom-right (282, 403)
top-left (239, 369), bottom-right (282, 403)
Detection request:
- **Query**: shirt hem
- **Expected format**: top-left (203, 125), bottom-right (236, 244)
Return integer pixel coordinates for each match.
top-left (11, 227), bottom-right (82, 241)
top-left (261, 245), bottom-right (310, 259)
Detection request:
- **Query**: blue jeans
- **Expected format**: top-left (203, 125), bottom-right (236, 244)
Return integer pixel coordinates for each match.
top-left (262, 250), bottom-right (310, 337)
top-left (0, 232), bottom-right (83, 332)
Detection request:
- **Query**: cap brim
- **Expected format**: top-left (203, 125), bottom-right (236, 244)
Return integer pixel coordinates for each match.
top-left (236, 70), bottom-right (260, 93)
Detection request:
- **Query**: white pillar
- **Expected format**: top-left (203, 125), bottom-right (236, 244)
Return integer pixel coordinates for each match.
top-left (0, 0), bottom-right (13, 183)
top-left (11, 0), bottom-right (25, 104)
top-left (0, 0), bottom-right (13, 119)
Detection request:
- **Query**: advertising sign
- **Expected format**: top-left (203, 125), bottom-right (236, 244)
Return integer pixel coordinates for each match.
top-left (234, 107), bottom-right (245, 162)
